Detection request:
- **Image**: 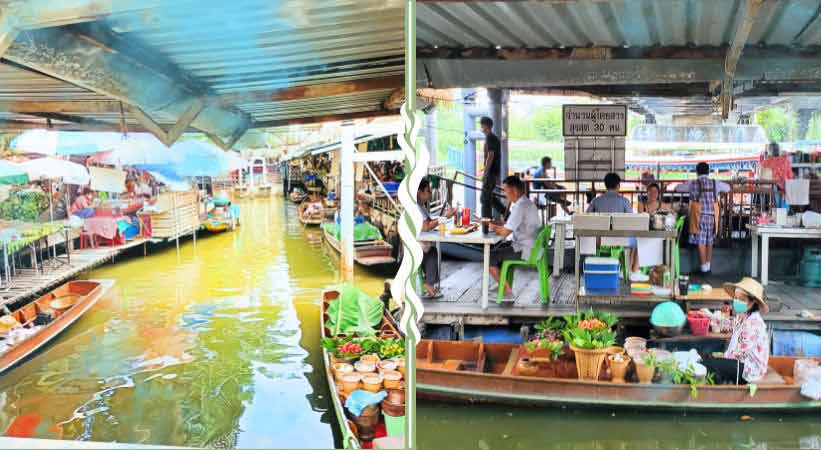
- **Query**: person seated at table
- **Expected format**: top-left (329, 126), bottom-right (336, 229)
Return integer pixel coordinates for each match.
top-left (488, 175), bottom-right (541, 298)
top-left (533, 156), bottom-right (572, 214)
top-left (701, 278), bottom-right (769, 385)
top-left (586, 173), bottom-right (650, 281)
top-left (69, 188), bottom-right (95, 218)
top-left (417, 178), bottom-right (455, 299)
top-left (637, 182), bottom-right (670, 214)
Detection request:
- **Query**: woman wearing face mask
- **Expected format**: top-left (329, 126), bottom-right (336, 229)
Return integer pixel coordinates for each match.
top-left (701, 277), bottom-right (769, 385)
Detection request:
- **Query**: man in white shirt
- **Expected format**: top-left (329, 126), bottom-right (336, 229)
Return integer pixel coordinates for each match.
top-left (488, 175), bottom-right (542, 298)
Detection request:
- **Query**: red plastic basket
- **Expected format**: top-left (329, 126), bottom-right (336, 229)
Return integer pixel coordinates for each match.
top-left (687, 316), bottom-right (710, 336)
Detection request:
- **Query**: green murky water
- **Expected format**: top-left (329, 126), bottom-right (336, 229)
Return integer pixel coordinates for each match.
top-left (0, 196), bottom-right (383, 448)
top-left (418, 395), bottom-right (821, 449)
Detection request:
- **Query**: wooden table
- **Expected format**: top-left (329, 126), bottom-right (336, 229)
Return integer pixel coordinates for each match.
top-left (749, 225), bottom-right (821, 286)
top-left (573, 228), bottom-right (677, 305)
top-left (419, 223), bottom-right (504, 310)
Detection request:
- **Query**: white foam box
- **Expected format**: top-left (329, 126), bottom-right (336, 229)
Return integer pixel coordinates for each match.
top-left (611, 213), bottom-right (650, 231)
top-left (572, 213), bottom-right (611, 230)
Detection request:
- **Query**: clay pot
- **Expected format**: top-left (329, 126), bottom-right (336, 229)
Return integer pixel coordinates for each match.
top-left (606, 346), bottom-right (625, 357)
top-left (516, 358), bottom-right (539, 377)
top-left (608, 355), bottom-right (631, 383)
top-left (352, 405), bottom-right (381, 442)
top-left (382, 370), bottom-right (402, 389)
top-left (378, 360), bottom-right (398, 373)
top-left (361, 373), bottom-right (383, 393)
top-left (342, 373), bottom-right (362, 394)
top-left (333, 363), bottom-right (354, 383)
top-left (354, 361), bottom-right (376, 373)
top-left (381, 399), bottom-right (405, 417)
top-left (635, 362), bottom-right (655, 384)
top-left (360, 354), bottom-right (380, 364)
top-left (385, 387), bottom-right (405, 405)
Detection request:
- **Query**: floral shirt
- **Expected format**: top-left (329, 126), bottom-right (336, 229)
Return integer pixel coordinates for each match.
top-left (724, 311), bottom-right (769, 382)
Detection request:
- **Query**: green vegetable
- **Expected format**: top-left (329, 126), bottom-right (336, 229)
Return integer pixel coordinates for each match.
top-left (325, 283), bottom-right (384, 336)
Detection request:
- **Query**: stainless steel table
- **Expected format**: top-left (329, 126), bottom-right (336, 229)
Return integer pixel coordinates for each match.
top-left (749, 225), bottom-right (821, 286)
top-left (419, 224), bottom-right (504, 309)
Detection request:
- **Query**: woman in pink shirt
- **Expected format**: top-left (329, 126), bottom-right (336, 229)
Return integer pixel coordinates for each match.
top-left (701, 277), bottom-right (769, 384)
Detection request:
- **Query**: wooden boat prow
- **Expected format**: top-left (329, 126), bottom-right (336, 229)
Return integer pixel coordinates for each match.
top-left (320, 288), bottom-right (402, 449)
top-left (322, 224), bottom-right (396, 267)
top-left (417, 339), bottom-right (821, 412)
top-left (0, 279), bottom-right (114, 374)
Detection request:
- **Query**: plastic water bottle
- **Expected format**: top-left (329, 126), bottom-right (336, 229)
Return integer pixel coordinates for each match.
top-left (455, 202), bottom-right (462, 224)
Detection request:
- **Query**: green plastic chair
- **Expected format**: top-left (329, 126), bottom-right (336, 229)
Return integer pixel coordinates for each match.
top-left (673, 216), bottom-right (686, 280)
top-left (597, 245), bottom-right (630, 280)
top-left (497, 225), bottom-right (552, 304)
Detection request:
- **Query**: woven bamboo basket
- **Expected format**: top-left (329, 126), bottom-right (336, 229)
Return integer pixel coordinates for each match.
top-left (570, 345), bottom-right (608, 381)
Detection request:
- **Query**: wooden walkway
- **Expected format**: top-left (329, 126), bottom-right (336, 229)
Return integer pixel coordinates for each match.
top-left (422, 260), bottom-right (821, 329)
top-left (0, 238), bottom-right (148, 308)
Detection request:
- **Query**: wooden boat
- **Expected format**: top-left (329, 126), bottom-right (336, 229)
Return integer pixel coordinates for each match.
top-left (417, 339), bottom-right (821, 412)
top-left (322, 224), bottom-right (395, 267)
top-left (320, 287), bottom-right (404, 449)
top-left (203, 218), bottom-right (230, 233)
top-left (298, 201), bottom-right (326, 226)
top-left (0, 280), bottom-right (114, 374)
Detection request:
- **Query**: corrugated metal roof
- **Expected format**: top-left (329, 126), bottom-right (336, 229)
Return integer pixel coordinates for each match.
top-left (418, 0), bottom-right (821, 49)
top-left (1, 0), bottom-right (404, 133)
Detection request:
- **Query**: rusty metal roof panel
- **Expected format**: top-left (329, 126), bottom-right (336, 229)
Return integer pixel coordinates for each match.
top-left (109, 0), bottom-right (405, 94)
top-left (236, 89), bottom-right (394, 121)
top-left (418, 0), bottom-right (821, 49)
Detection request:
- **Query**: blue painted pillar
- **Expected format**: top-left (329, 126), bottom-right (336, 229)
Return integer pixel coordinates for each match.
top-left (462, 88), bottom-right (477, 211)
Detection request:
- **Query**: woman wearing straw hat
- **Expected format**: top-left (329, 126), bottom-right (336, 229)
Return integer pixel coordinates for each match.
top-left (701, 277), bottom-right (770, 384)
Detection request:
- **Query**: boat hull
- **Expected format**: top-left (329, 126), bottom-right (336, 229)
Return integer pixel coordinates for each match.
top-left (417, 340), bottom-right (821, 412)
top-left (0, 279), bottom-right (114, 374)
top-left (322, 226), bottom-right (396, 267)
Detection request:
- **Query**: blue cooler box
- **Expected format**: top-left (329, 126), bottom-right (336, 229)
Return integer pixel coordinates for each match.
top-left (584, 257), bottom-right (620, 292)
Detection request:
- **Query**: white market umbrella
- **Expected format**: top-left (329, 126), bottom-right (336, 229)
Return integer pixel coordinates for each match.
top-left (11, 130), bottom-right (126, 156)
top-left (19, 157), bottom-right (91, 185)
top-left (99, 133), bottom-right (174, 166)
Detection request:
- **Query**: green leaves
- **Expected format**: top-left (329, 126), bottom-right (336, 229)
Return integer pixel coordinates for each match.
top-left (561, 309), bottom-right (619, 350)
top-left (325, 283), bottom-right (384, 336)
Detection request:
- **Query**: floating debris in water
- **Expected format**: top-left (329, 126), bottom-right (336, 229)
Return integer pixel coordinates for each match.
top-left (6, 414), bottom-right (40, 437)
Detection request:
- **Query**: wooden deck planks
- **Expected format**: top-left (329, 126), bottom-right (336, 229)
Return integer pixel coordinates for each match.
top-left (0, 238), bottom-right (147, 308)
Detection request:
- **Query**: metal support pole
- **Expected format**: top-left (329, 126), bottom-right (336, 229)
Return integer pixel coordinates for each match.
top-left (340, 121), bottom-right (355, 283)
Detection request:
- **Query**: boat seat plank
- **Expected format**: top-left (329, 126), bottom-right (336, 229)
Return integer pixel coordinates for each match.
top-left (443, 359), bottom-right (463, 371)
top-left (501, 347), bottom-right (520, 376)
top-left (476, 343), bottom-right (486, 373)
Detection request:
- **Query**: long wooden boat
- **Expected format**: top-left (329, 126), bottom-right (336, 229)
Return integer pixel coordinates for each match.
top-left (297, 202), bottom-right (326, 226)
top-left (320, 288), bottom-right (403, 449)
top-left (417, 339), bottom-right (821, 412)
top-left (322, 224), bottom-right (396, 267)
top-left (0, 280), bottom-right (114, 374)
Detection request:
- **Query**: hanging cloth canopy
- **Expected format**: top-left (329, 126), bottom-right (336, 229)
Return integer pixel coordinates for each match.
top-left (18, 157), bottom-right (91, 185)
top-left (11, 130), bottom-right (127, 156)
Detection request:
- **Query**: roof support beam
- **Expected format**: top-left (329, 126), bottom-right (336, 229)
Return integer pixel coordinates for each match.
top-left (383, 87), bottom-right (405, 111)
top-left (0, 9), bottom-right (18, 58)
top-left (215, 75), bottom-right (404, 106)
top-left (419, 57), bottom-right (821, 89)
top-left (251, 109), bottom-right (399, 129)
top-left (132, 99), bottom-right (205, 147)
top-left (0, 100), bottom-right (124, 114)
top-left (206, 123), bottom-right (248, 151)
top-left (0, 119), bottom-right (196, 133)
top-left (3, 26), bottom-right (251, 140)
top-left (8, 0), bottom-right (165, 30)
top-left (721, 0), bottom-right (765, 119)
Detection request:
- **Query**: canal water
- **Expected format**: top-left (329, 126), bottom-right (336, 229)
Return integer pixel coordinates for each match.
top-left (0, 196), bottom-right (384, 448)
top-left (419, 398), bottom-right (821, 449)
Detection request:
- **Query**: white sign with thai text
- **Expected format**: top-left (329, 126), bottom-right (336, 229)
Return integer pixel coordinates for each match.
top-left (563, 105), bottom-right (628, 137)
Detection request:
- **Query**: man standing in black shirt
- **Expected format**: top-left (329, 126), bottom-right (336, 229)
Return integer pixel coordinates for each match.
top-left (480, 116), bottom-right (504, 219)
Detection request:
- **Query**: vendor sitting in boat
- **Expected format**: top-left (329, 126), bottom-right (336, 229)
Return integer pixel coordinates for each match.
top-left (302, 193), bottom-right (325, 218)
top-left (417, 178), bottom-right (455, 299)
top-left (701, 277), bottom-right (769, 385)
top-left (488, 175), bottom-right (541, 298)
